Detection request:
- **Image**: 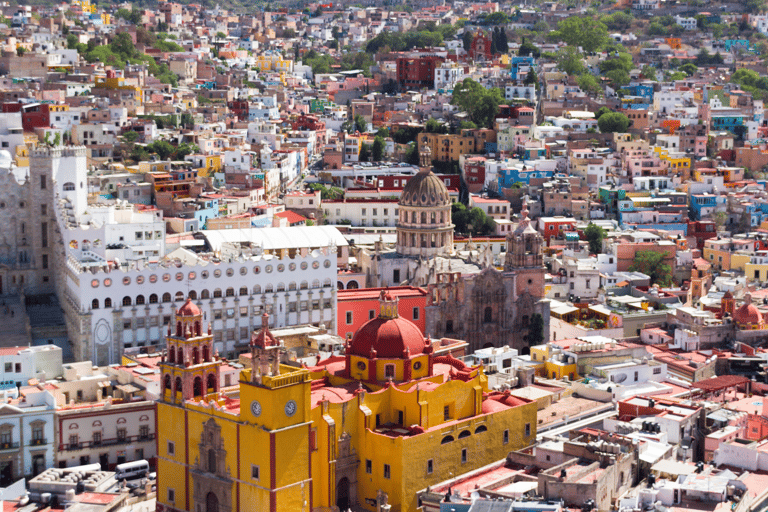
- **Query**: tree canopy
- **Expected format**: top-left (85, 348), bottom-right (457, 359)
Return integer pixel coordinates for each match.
top-left (584, 223), bottom-right (606, 254)
top-left (629, 250), bottom-right (673, 286)
top-left (451, 78), bottom-right (504, 128)
top-left (598, 112), bottom-right (630, 133)
top-left (553, 17), bottom-right (610, 53)
top-left (452, 203), bottom-right (496, 235)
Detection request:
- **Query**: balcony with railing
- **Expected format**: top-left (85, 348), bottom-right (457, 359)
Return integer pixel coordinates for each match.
top-left (60, 433), bottom-right (155, 451)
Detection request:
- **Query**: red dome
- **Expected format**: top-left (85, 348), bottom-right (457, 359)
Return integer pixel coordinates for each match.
top-left (349, 316), bottom-right (428, 359)
top-left (734, 301), bottom-right (763, 325)
top-left (177, 298), bottom-right (201, 317)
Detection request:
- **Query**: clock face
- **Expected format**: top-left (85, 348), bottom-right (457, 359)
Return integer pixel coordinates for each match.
top-left (250, 401), bottom-right (262, 417)
top-left (285, 400), bottom-right (297, 417)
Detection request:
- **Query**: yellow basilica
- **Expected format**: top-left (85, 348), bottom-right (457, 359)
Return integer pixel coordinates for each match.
top-left (155, 292), bottom-right (537, 512)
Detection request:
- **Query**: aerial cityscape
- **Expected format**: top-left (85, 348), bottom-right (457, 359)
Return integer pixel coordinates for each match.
top-left (1, 0), bottom-right (768, 511)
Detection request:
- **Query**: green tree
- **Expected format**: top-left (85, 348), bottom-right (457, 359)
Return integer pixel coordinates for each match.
top-left (497, 27), bottom-right (508, 53)
top-left (16, 47), bottom-right (25, 57)
top-left (462, 31), bottom-right (473, 52)
top-left (577, 74), bottom-right (601, 95)
top-left (518, 37), bottom-right (540, 58)
top-left (359, 144), bottom-right (371, 162)
top-left (629, 250), bottom-right (672, 286)
top-left (425, 118), bottom-right (448, 133)
top-left (605, 69), bottom-right (630, 87)
top-left (404, 143), bottom-right (420, 165)
top-left (148, 140), bottom-right (174, 160)
top-left (554, 17), bottom-right (609, 53)
top-left (372, 136), bottom-right (385, 161)
top-left (451, 78), bottom-right (504, 128)
top-left (353, 114), bottom-right (367, 134)
top-left (174, 143), bottom-right (199, 160)
top-left (556, 46), bottom-right (585, 75)
top-left (595, 106), bottom-right (612, 119)
top-left (598, 112), bottom-right (630, 133)
top-left (584, 223), bottom-right (606, 254)
top-left (123, 131), bottom-right (139, 143)
top-left (524, 69), bottom-right (538, 88)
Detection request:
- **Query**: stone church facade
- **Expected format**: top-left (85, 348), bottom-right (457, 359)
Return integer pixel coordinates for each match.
top-left (424, 204), bottom-right (550, 354)
top-left (359, 167), bottom-right (550, 353)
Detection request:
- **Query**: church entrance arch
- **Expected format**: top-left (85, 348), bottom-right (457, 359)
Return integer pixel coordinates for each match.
top-left (336, 477), bottom-right (350, 510)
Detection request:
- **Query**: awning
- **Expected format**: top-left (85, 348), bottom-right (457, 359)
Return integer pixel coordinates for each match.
top-left (97, 381), bottom-right (111, 388)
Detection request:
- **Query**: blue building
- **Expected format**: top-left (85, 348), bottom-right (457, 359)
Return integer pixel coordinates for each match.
top-left (498, 166), bottom-right (555, 189)
top-left (689, 194), bottom-right (725, 220)
top-left (711, 115), bottom-right (744, 132)
top-left (510, 56), bottom-right (536, 81)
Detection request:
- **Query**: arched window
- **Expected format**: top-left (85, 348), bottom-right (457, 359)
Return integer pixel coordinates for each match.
top-left (201, 289), bottom-right (210, 299)
top-left (105, 298), bottom-right (112, 308)
top-left (411, 211), bottom-right (417, 223)
top-left (207, 373), bottom-right (216, 392)
top-left (206, 491), bottom-right (219, 512)
top-left (149, 294), bottom-right (158, 304)
top-left (63, 182), bottom-right (75, 191)
top-left (421, 212), bottom-right (427, 224)
top-left (253, 285), bottom-right (261, 294)
top-left (164, 374), bottom-right (171, 390)
top-left (195, 321), bottom-right (201, 336)
top-left (162, 293), bottom-right (171, 303)
top-left (239, 286), bottom-right (248, 296)
top-left (347, 281), bottom-right (359, 289)
top-left (213, 289), bottom-right (222, 298)
top-left (431, 212), bottom-right (436, 224)
top-left (300, 281), bottom-right (308, 290)
top-left (192, 347), bottom-right (199, 365)
top-left (175, 292), bottom-right (184, 302)
top-left (337, 281), bottom-right (345, 290)
top-left (122, 296), bottom-right (131, 307)
top-left (175, 377), bottom-right (182, 394)
top-left (203, 345), bottom-right (210, 362)
top-left (484, 307), bottom-right (492, 323)
top-left (193, 376), bottom-right (202, 397)
top-left (277, 283), bottom-right (285, 292)
top-left (289, 282), bottom-right (297, 291)
top-left (169, 346), bottom-right (175, 364)
top-left (189, 290), bottom-right (197, 300)
top-left (92, 299), bottom-right (99, 309)
top-left (312, 280), bottom-right (320, 289)
top-left (265, 284), bottom-right (273, 293)
top-left (136, 295), bottom-right (145, 305)
top-left (458, 430), bottom-right (471, 439)
top-left (474, 425), bottom-right (488, 434)
top-left (225, 288), bottom-right (234, 297)
top-left (441, 435), bottom-right (454, 444)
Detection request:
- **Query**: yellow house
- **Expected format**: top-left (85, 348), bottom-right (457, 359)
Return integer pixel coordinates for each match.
top-left (156, 293), bottom-right (537, 512)
top-left (253, 55), bottom-right (294, 73)
top-left (93, 71), bottom-right (143, 104)
top-left (530, 343), bottom-right (578, 380)
top-left (653, 146), bottom-right (690, 173)
top-left (418, 132), bottom-right (477, 162)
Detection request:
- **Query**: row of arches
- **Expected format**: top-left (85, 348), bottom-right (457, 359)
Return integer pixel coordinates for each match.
top-left (168, 344), bottom-right (210, 365)
top-left (91, 279), bottom-right (335, 309)
top-left (163, 373), bottom-right (217, 397)
top-left (400, 210), bottom-right (448, 225)
top-left (441, 425), bottom-right (487, 444)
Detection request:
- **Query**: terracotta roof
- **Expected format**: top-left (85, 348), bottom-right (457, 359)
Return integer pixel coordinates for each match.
top-left (274, 210), bottom-right (307, 225)
top-left (692, 375), bottom-right (749, 392)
